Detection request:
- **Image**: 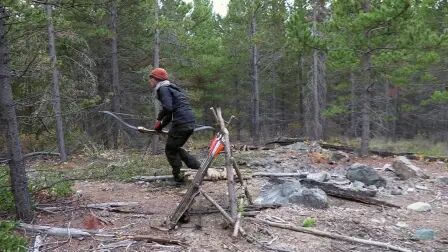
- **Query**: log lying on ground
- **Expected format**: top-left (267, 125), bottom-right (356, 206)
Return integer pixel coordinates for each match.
top-left (252, 219), bottom-right (411, 252)
top-left (190, 203), bottom-right (281, 215)
top-left (300, 179), bottom-right (400, 208)
top-left (18, 223), bottom-right (185, 246)
top-left (37, 201), bottom-right (154, 215)
top-left (252, 172), bottom-right (308, 178)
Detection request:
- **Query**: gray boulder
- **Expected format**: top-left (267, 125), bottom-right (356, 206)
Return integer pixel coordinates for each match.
top-left (436, 176), bottom-right (448, 185)
top-left (407, 202), bottom-right (432, 212)
top-left (307, 172), bottom-right (330, 182)
top-left (392, 156), bottom-right (429, 180)
top-left (415, 228), bottom-right (435, 240)
top-left (346, 163), bottom-right (387, 187)
top-left (255, 180), bottom-right (328, 209)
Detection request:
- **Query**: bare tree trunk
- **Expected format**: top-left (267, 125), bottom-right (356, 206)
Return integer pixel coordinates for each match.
top-left (349, 71), bottom-right (357, 137)
top-left (109, 1), bottom-right (120, 149)
top-left (234, 77), bottom-right (242, 140)
top-left (360, 1), bottom-right (372, 156)
top-left (0, 5), bottom-right (33, 221)
top-left (250, 12), bottom-right (260, 146)
top-left (298, 56), bottom-right (305, 135)
top-left (305, 2), bottom-right (326, 141)
top-left (46, 5), bottom-right (67, 161)
top-left (151, 0), bottom-right (161, 154)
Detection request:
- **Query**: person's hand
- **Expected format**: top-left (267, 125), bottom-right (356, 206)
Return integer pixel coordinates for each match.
top-left (154, 120), bottom-right (162, 131)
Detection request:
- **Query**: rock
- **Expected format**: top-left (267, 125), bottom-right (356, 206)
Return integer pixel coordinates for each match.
top-left (306, 172), bottom-right (330, 182)
top-left (392, 156), bottom-right (429, 180)
top-left (407, 202), bottom-right (432, 212)
top-left (390, 187), bottom-right (403, 195)
top-left (395, 222), bottom-right (408, 228)
top-left (255, 181), bottom-right (328, 209)
top-left (367, 185), bottom-right (378, 190)
top-left (436, 176), bottom-right (448, 185)
top-left (285, 142), bottom-right (308, 152)
top-left (352, 181), bottom-right (365, 189)
top-left (415, 228), bottom-right (435, 240)
top-left (415, 185), bottom-right (429, 191)
top-left (346, 163), bottom-right (387, 187)
top-left (330, 151), bottom-right (350, 162)
top-left (289, 187), bottom-right (328, 209)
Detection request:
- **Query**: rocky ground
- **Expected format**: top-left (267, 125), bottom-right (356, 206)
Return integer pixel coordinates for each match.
top-left (24, 141), bottom-right (448, 252)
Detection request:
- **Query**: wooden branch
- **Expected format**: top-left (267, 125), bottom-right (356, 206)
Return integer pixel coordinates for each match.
top-left (252, 219), bottom-right (411, 252)
top-left (200, 188), bottom-right (234, 225)
top-left (252, 172), bottom-right (308, 178)
top-left (300, 179), bottom-right (400, 208)
top-left (19, 223), bottom-right (186, 246)
top-left (125, 235), bottom-right (186, 246)
top-left (33, 235), bottom-right (43, 252)
top-left (216, 107), bottom-right (237, 220)
top-left (132, 175), bottom-right (174, 182)
top-left (190, 203), bottom-right (281, 215)
top-left (19, 223), bottom-right (93, 238)
top-left (86, 202), bottom-right (139, 209)
top-left (232, 157), bottom-right (253, 204)
top-left (232, 212), bottom-right (242, 238)
top-left (168, 154), bottom-right (211, 228)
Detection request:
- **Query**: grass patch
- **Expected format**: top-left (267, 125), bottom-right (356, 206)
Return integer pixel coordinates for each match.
top-left (0, 221), bottom-right (27, 252)
top-left (302, 217), bottom-right (316, 228)
top-left (327, 136), bottom-right (448, 157)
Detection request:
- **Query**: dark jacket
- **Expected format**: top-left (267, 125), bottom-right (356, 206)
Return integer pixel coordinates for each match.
top-left (156, 81), bottom-right (195, 128)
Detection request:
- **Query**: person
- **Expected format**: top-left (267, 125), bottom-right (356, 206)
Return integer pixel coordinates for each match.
top-left (148, 67), bottom-right (201, 182)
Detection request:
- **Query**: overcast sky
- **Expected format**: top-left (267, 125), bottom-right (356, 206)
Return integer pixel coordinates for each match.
top-left (183, 0), bottom-right (229, 16)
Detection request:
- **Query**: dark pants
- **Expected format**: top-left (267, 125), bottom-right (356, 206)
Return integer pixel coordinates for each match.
top-left (165, 125), bottom-right (201, 181)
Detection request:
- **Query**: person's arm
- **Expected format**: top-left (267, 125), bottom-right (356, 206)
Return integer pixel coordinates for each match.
top-left (156, 86), bottom-right (173, 122)
top-left (160, 114), bottom-right (172, 128)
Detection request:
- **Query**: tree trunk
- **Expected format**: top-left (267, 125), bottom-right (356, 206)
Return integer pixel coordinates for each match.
top-left (46, 5), bottom-right (67, 161)
top-left (360, 1), bottom-right (372, 157)
top-left (151, 0), bottom-right (161, 154)
top-left (305, 2), bottom-right (326, 141)
top-left (0, 5), bottom-right (33, 221)
top-left (234, 77), bottom-right (242, 140)
top-left (109, 1), bottom-right (120, 149)
top-left (298, 56), bottom-right (305, 135)
top-left (250, 12), bottom-right (260, 146)
top-left (349, 71), bottom-right (357, 137)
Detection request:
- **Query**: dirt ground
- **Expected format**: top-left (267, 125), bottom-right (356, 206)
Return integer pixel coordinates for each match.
top-left (24, 144), bottom-right (448, 252)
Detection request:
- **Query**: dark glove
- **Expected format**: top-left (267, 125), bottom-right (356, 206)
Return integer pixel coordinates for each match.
top-left (154, 120), bottom-right (162, 131)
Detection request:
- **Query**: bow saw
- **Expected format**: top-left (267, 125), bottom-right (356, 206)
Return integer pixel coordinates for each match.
top-left (99, 111), bottom-right (214, 134)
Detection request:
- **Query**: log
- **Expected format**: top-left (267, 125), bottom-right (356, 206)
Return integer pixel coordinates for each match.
top-left (200, 188), bottom-right (234, 224)
top-left (232, 212), bottom-right (242, 238)
top-left (33, 235), bottom-right (43, 252)
top-left (252, 172), bottom-right (308, 178)
top-left (252, 219), bottom-right (411, 252)
top-left (132, 175), bottom-right (174, 182)
top-left (190, 203), bottom-right (281, 215)
top-left (216, 107), bottom-right (237, 219)
top-left (86, 202), bottom-right (139, 209)
top-left (19, 223), bottom-right (186, 246)
top-left (168, 154), bottom-right (213, 228)
top-left (126, 235), bottom-right (186, 246)
top-left (300, 179), bottom-right (400, 208)
top-left (232, 157), bottom-right (253, 204)
top-left (19, 223), bottom-right (93, 238)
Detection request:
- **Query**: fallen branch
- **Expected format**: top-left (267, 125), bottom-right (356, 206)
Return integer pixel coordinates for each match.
top-left (33, 235), bottom-right (43, 252)
top-left (18, 223), bottom-right (186, 246)
top-left (86, 202), bottom-right (139, 209)
top-left (252, 172), bottom-right (308, 178)
top-left (19, 223), bottom-right (93, 238)
top-left (300, 179), bottom-right (400, 208)
top-left (190, 203), bottom-right (281, 215)
top-left (252, 219), bottom-right (411, 252)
